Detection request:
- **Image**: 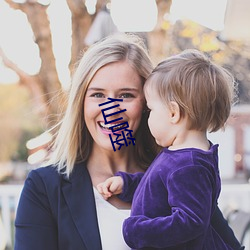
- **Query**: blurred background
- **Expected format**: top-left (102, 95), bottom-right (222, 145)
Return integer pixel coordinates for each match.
top-left (0, 0), bottom-right (250, 249)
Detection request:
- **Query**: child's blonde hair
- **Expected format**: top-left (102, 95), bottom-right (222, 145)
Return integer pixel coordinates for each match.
top-left (145, 49), bottom-right (236, 132)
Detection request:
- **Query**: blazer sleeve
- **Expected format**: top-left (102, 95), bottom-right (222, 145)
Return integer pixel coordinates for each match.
top-left (211, 206), bottom-right (245, 250)
top-left (14, 170), bottom-right (58, 250)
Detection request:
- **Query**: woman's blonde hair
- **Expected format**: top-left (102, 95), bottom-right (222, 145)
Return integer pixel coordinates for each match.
top-left (145, 49), bottom-right (236, 132)
top-left (50, 34), bottom-right (159, 177)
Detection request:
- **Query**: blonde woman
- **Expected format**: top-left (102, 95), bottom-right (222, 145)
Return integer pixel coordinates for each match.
top-left (15, 36), bottom-right (242, 250)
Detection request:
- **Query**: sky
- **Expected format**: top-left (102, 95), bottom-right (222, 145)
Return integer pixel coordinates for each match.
top-left (170, 0), bottom-right (227, 30)
top-left (0, 1), bottom-right (39, 83)
top-left (0, 0), bottom-right (71, 87)
top-left (0, 0), bottom-right (230, 86)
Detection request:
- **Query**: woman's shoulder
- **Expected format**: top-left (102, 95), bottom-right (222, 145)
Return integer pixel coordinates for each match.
top-left (24, 164), bottom-right (63, 193)
top-left (26, 161), bottom-right (87, 188)
top-left (29, 164), bottom-right (61, 180)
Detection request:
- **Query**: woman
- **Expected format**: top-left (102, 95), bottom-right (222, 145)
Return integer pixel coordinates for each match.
top-left (14, 34), bottom-right (243, 250)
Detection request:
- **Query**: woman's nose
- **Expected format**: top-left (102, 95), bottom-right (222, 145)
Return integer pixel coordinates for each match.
top-left (99, 97), bottom-right (127, 124)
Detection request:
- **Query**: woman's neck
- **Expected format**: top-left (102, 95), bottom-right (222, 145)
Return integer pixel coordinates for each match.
top-left (86, 145), bottom-right (142, 209)
top-left (86, 145), bottom-right (141, 187)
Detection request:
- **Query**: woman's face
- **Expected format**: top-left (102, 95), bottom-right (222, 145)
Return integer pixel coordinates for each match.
top-left (84, 61), bottom-right (144, 151)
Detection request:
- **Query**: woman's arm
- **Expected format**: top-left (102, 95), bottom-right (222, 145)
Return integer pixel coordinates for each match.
top-left (14, 170), bottom-right (58, 250)
top-left (211, 206), bottom-right (245, 250)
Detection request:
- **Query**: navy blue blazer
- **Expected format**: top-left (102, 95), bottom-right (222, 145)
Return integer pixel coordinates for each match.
top-left (14, 163), bottom-right (102, 250)
top-left (14, 162), bottom-right (243, 250)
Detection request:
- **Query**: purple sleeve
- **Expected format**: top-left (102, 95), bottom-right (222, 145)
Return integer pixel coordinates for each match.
top-left (115, 171), bottom-right (144, 202)
top-left (123, 166), bottom-right (215, 249)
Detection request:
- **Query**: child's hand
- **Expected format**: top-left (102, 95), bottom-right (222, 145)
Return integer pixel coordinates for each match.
top-left (96, 176), bottom-right (124, 200)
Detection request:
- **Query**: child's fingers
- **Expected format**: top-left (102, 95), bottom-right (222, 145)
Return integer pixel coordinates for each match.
top-left (109, 182), bottom-right (119, 193)
top-left (102, 193), bottom-right (111, 200)
top-left (97, 183), bottom-right (112, 198)
top-left (101, 183), bottom-right (112, 195)
top-left (109, 177), bottom-right (123, 194)
top-left (96, 183), bottom-right (104, 194)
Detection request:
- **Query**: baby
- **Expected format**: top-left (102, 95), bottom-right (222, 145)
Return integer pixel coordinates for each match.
top-left (98, 49), bottom-right (236, 249)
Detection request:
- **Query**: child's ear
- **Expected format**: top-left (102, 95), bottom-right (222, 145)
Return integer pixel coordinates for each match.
top-left (169, 101), bottom-right (180, 124)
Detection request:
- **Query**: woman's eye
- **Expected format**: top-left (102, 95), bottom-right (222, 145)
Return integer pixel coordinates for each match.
top-left (120, 93), bottom-right (135, 98)
top-left (90, 93), bottom-right (105, 98)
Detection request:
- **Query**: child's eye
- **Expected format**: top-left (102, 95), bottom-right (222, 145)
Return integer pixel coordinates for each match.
top-left (90, 93), bottom-right (105, 98)
top-left (120, 93), bottom-right (135, 98)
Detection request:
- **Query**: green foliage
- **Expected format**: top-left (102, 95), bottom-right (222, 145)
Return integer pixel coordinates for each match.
top-left (161, 19), bottom-right (250, 104)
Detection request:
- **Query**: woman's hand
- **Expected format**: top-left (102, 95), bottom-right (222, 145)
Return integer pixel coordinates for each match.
top-left (97, 176), bottom-right (124, 200)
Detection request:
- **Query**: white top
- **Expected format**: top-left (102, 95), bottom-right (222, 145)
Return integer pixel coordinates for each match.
top-left (93, 187), bottom-right (131, 250)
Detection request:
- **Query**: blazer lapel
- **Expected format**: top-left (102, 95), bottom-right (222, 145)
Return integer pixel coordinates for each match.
top-left (62, 163), bottom-right (102, 250)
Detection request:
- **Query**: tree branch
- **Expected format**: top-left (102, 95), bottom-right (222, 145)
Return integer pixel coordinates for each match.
top-left (4, 0), bottom-right (23, 10)
top-left (0, 47), bottom-right (47, 114)
top-left (0, 47), bottom-right (30, 82)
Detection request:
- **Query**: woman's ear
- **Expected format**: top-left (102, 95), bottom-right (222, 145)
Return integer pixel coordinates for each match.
top-left (169, 101), bottom-right (180, 124)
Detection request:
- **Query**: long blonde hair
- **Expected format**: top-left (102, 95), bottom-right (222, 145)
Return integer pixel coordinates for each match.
top-left (50, 34), bottom-right (158, 177)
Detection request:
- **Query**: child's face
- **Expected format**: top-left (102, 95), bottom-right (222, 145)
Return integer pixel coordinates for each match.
top-left (145, 88), bottom-right (176, 147)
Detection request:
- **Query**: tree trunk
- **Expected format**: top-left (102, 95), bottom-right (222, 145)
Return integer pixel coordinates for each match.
top-left (66, 0), bottom-right (93, 72)
top-left (4, 0), bottom-right (64, 126)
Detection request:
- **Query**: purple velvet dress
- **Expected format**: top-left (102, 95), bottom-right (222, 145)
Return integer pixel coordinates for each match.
top-left (117, 144), bottom-right (234, 249)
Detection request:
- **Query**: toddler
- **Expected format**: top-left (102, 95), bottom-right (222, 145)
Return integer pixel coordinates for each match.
top-left (97, 49), bottom-right (236, 249)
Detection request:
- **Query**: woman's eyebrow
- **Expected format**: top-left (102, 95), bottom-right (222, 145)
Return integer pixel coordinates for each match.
top-left (87, 87), bottom-right (104, 92)
top-left (87, 87), bottom-right (139, 92)
top-left (119, 88), bottom-right (139, 92)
